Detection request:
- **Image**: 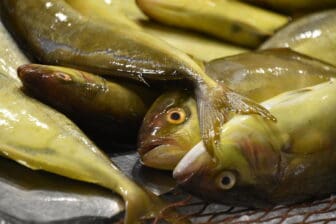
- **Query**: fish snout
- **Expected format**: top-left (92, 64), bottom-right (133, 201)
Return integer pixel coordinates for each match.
top-left (138, 138), bottom-right (185, 170)
top-left (173, 141), bottom-right (214, 184)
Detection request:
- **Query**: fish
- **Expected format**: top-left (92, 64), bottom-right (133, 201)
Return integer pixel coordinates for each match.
top-left (174, 79), bottom-right (336, 207)
top-left (138, 49), bottom-right (336, 170)
top-left (261, 9), bottom-right (336, 67)
top-left (18, 64), bottom-right (159, 143)
top-left (136, 0), bottom-right (289, 48)
top-left (0, 73), bottom-right (186, 224)
top-left (66, 0), bottom-right (246, 61)
top-left (0, 0), bottom-right (274, 155)
top-left (65, 0), bottom-right (141, 29)
top-left (138, 21), bottom-right (247, 62)
top-left (0, 20), bottom-right (29, 81)
top-left (240, 0), bottom-right (336, 14)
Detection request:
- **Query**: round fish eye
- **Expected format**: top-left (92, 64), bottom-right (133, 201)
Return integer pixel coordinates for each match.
top-left (54, 72), bottom-right (72, 81)
top-left (166, 108), bottom-right (186, 124)
top-left (217, 171), bottom-right (236, 190)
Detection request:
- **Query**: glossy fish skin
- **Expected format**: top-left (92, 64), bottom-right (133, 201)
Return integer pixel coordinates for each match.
top-left (241, 0), bottom-right (336, 14)
top-left (18, 64), bottom-right (159, 142)
top-left (66, 0), bottom-right (246, 61)
top-left (0, 20), bottom-right (29, 81)
top-left (138, 49), bottom-right (336, 170)
top-left (136, 0), bottom-right (289, 48)
top-left (261, 10), bottom-right (336, 67)
top-left (139, 21), bottom-right (247, 62)
top-left (174, 80), bottom-right (336, 207)
top-left (0, 74), bottom-right (184, 224)
top-left (65, 0), bottom-right (141, 29)
top-left (1, 0), bottom-right (274, 158)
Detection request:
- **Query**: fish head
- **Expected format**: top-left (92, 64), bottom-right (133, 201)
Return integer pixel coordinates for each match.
top-left (138, 90), bottom-right (200, 170)
top-left (174, 135), bottom-right (282, 207)
top-left (17, 64), bottom-right (97, 101)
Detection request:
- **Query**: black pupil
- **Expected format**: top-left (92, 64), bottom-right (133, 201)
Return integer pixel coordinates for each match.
top-left (221, 176), bottom-right (231, 186)
top-left (170, 112), bottom-right (181, 121)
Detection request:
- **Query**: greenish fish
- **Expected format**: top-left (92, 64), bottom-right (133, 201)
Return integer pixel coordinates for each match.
top-left (0, 73), bottom-right (185, 224)
top-left (261, 10), bottom-right (336, 67)
top-left (65, 0), bottom-right (141, 29)
top-left (138, 49), bottom-right (336, 170)
top-left (0, 20), bottom-right (29, 81)
top-left (0, 0), bottom-right (274, 155)
top-left (174, 79), bottom-right (336, 207)
top-left (241, 0), bottom-right (336, 14)
top-left (18, 64), bottom-right (159, 143)
top-left (66, 0), bottom-right (246, 61)
top-left (136, 0), bottom-right (289, 48)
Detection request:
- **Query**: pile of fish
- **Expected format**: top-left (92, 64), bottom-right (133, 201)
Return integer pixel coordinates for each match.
top-left (0, 0), bottom-right (336, 223)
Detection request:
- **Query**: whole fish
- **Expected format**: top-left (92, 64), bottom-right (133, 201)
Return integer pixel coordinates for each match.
top-left (0, 0), bottom-right (273, 154)
top-left (18, 64), bottom-right (159, 143)
top-left (261, 10), bottom-right (336, 67)
top-left (136, 0), bottom-right (289, 48)
top-left (66, 0), bottom-right (246, 61)
top-left (0, 20), bottom-right (29, 81)
top-left (241, 0), bottom-right (336, 14)
top-left (0, 73), bottom-right (185, 224)
top-left (138, 49), bottom-right (336, 170)
top-left (174, 79), bottom-right (336, 207)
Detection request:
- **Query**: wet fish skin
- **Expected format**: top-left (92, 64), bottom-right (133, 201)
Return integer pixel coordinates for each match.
top-left (66, 0), bottom-right (246, 61)
top-left (261, 10), bottom-right (336, 67)
top-left (0, 0), bottom-right (274, 158)
top-left (136, 0), bottom-right (289, 48)
top-left (0, 20), bottom-right (29, 81)
top-left (0, 73), bottom-right (185, 224)
top-left (241, 0), bottom-right (336, 14)
top-left (18, 64), bottom-right (159, 142)
top-left (138, 49), bottom-right (336, 170)
top-left (174, 80), bottom-right (336, 207)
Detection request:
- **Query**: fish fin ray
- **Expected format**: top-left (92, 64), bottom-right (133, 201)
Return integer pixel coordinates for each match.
top-left (196, 83), bottom-right (276, 156)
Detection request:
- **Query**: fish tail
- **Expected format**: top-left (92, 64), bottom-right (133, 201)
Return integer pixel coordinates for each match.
top-left (195, 82), bottom-right (276, 155)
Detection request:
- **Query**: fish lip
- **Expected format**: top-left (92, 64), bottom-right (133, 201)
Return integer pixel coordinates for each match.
top-left (138, 138), bottom-right (179, 155)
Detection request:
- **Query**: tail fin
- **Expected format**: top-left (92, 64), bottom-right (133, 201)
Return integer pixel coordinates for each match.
top-left (196, 83), bottom-right (276, 156)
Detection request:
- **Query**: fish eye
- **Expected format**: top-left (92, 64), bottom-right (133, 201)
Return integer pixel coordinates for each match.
top-left (54, 72), bottom-right (72, 81)
top-left (217, 171), bottom-right (236, 190)
top-left (166, 108), bottom-right (186, 124)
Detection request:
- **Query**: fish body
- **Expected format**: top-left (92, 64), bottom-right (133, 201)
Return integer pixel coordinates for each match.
top-left (261, 10), bottom-right (336, 67)
top-left (241, 0), bottom-right (336, 14)
top-left (136, 0), bottom-right (289, 48)
top-left (138, 49), bottom-right (336, 170)
top-left (174, 79), bottom-right (336, 207)
top-left (0, 0), bottom-right (273, 158)
top-left (0, 73), bottom-right (182, 224)
top-left (18, 64), bottom-right (159, 142)
top-left (66, 0), bottom-right (246, 61)
top-left (0, 20), bottom-right (29, 81)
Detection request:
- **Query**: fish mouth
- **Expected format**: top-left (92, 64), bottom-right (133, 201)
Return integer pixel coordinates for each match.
top-left (138, 139), bottom-right (186, 170)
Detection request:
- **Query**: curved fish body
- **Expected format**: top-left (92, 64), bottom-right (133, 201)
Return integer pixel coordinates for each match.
top-left (174, 79), bottom-right (336, 207)
top-left (241, 0), bottom-right (336, 14)
top-left (0, 20), bottom-right (29, 81)
top-left (18, 64), bottom-right (159, 142)
top-left (136, 0), bottom-right (289, 48)
top-left (0, 0), bottom-right (273, 155)
top-left (138, 49), bottom-right (336, 170)
top-left (0, 73), bottom-right (183, 224)
top-left (261, 10), bottom-right (336, 67)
